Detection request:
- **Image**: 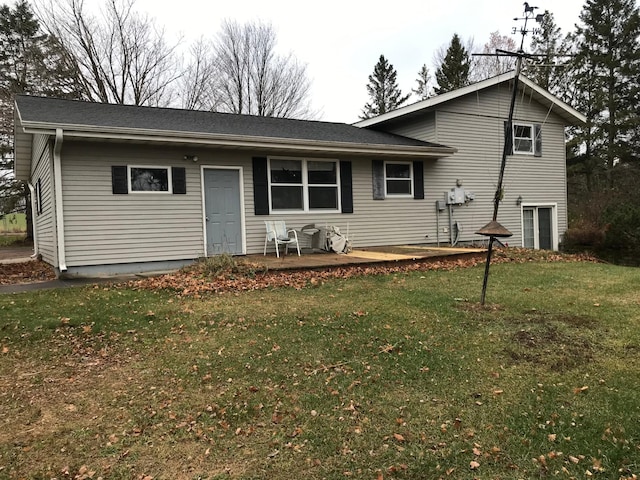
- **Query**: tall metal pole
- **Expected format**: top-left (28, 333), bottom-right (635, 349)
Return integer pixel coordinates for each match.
top-left (479, 7), bottom-right (534, 305)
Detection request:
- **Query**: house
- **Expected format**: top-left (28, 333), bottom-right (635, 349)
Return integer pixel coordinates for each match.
top-left (13, 71), bottom-right (585, 277)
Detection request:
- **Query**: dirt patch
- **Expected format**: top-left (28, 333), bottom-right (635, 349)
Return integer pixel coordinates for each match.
top-left (506, 323), bottom-right (595, 372)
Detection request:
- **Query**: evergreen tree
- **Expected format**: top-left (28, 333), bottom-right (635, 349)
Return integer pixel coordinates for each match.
top-left (572, 0), bottom-right (640, 187)
top-left (433, 33), bottom-right (471, 94)
top-left (412, 64), bottom-right (432, 101)
top-left (360, 55), bottom-right (409, 119)
top-left (526, 11), bottom-right (570, 98)
top-left (0, 0), bottom-right (81, 235)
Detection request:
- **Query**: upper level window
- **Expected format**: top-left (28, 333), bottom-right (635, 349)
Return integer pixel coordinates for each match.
top-left (269, 158), bottom-right (339, 212)
top-left (513, 123), bottom-right (534, 155)
top-left (129, 166), bottom-right (171, 193)
top-left (385, 162), bottom-right (413, 196)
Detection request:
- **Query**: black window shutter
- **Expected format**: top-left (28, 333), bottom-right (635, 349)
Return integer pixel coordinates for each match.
top-left (372, 160), bottom-right (385, 200)
top-left (534, 124), bottom-right (542, 157)
top-left (252, 157), bottom-right (269, 215)
top-left (413, 160), bottom-right (424, 199)
top-left (172, 167), bottom-right (186, 194)
top-left (504, 121), bottom-right (513, 155)
top-left (112, 166), bottom-right (128, 194)
top-left (339, 161), bottom-right (353, 213)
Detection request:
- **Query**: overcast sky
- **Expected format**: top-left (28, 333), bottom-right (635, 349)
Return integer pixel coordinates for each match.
top-left (135, 0), bottom-right (586, 123)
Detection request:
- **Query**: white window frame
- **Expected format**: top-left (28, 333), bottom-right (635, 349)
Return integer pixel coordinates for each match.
top-left (128, 165), bottom-right (173, 194)
top-left (267, 157), bottom-right (341, 213)
top-left (513, 122), bottom-right (535, 155)
top-left (520, 203), bottom-right (558, 250)
top-left (384, 161), bottom-right (413, 197)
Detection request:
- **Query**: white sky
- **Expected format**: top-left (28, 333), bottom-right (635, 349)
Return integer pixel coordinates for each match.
top-left (134, 0), bottom-right (586, 123)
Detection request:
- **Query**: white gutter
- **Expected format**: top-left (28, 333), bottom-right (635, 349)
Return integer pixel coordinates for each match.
top-left (52, 128), bottom-right (67, 272)
top-left (27, 182), bottom-right (38, 258)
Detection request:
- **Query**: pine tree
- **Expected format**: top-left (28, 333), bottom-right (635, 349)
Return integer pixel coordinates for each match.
top-left (572, 0), bottom-right (640, 186)
top-left (0, 1), bottom-right (81, 234)
top-left (433, 34), bottom-right (471, 94)
top-left (526, 11), bottom-right (570, 98)
top-left (360, 55), bottom-right (410, 119)
top-left (412, 64), bottom-right (431, 101)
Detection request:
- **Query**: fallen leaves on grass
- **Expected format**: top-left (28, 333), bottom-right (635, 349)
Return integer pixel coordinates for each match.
top-left (129, 248), bottom-right (598, 297)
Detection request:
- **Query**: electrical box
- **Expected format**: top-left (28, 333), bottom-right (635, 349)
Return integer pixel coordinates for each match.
top-left (436, 200), bottom-right (446, 211)
top-left (445, 187), bottom-right (475, 205)
top-left (446, 187), bottom-right (466, 205)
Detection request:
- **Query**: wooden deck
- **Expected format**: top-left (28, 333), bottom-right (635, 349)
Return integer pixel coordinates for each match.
top-left (247, 245), bottom-right (487, 271)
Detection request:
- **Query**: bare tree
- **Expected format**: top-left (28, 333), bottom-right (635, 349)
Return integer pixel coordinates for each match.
top-left (177, 38), bottom-right (219, 110)
top-left (212, 19), bottom-right (315, 119)
top-left (34, 0), bottom-right (181, 106)
top-left (472, 31), bottom-right (517, 82)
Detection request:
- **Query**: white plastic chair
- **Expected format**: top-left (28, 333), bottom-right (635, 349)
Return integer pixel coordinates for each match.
top-left (264, 220), bottom-right (300, 257)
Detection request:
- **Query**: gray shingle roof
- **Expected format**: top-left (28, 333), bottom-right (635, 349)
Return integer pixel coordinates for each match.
top-left (15, 95), bottom-right (452, 150)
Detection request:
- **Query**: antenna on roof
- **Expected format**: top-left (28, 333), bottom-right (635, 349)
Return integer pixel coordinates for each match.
top-left (475, 3), bottom-right (545, 305)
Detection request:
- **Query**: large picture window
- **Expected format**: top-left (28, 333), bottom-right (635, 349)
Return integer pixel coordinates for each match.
top-left (129, 166), bottom-right (171, 193)
top-left (269, 158), bottom-right (339, 212)
top-left (385, 162), bottom-right (413, 196)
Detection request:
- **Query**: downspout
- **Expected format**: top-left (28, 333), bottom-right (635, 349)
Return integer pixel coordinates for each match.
top-left (27, 182), bottom-right (38, 258)
top-left (53, 128), bottom-right (67, 272)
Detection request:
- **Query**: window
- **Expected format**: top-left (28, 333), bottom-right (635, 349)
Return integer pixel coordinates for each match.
top-left (513, 123), bottom-right (534, 154)
top-left (385, 162), bottom-right (413, 196)
top-left (269, 158), bottom-right (339, 212)
top-left (129, 166), bottom-right (171, 193)
top-left (34, 178), bottom-right (43, 215)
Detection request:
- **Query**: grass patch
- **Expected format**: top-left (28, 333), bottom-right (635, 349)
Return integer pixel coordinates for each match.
top-left (1, 260), bottom-right (639, 479)
top-left (0, 234), bottom-right (28, 247)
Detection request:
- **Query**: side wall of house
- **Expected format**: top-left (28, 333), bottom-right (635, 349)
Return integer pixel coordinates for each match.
top-left (30, 134), bottom-right (58, 266)
top-left (379, 83), bottom-right (568, 248)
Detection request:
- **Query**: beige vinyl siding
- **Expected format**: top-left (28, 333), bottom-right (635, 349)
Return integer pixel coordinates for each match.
top-left (420, 84), bottom-right (568, 247)
top-left (382, 112), bottom-right (437, 142)
top-left (245, 157), bottom-right (440, 253)
top-left (31, 134), bottom-right (57, 266)
top-left (61, 142), bottom-right (207, 267)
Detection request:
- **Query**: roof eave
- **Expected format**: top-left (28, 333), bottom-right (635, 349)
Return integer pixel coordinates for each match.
top-left (355, 71), bottom-right (587, 128)
top-left (20, 123), bottom-right (457, 158)
top-left (13, 104), bottom-right (32, 182)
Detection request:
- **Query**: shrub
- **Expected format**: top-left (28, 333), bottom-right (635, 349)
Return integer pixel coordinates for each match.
top-left (562, 220), bottom-right (606, 252)
top-left (189, 254), bottom-right (267, 278)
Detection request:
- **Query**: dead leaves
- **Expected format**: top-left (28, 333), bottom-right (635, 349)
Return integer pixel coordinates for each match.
top-left (127, 248), bottom-right (599, 297)
top-left (0, 260), bottom-right (56, 285)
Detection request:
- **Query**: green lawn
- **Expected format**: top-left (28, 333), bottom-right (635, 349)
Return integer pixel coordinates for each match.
top-left (0, 259), bottom-right (639, 479)
top-left (0, 213), bottom-right (26, 234)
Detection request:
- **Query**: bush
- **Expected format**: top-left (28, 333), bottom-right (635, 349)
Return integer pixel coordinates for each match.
top-left (562, 220), bottom-right (606, 252)
top-left (188, 254), bottom-right (267, 278)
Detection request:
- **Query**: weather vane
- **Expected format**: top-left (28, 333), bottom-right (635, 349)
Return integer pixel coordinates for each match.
top-left (512, 2), bottom-right (545, 39)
